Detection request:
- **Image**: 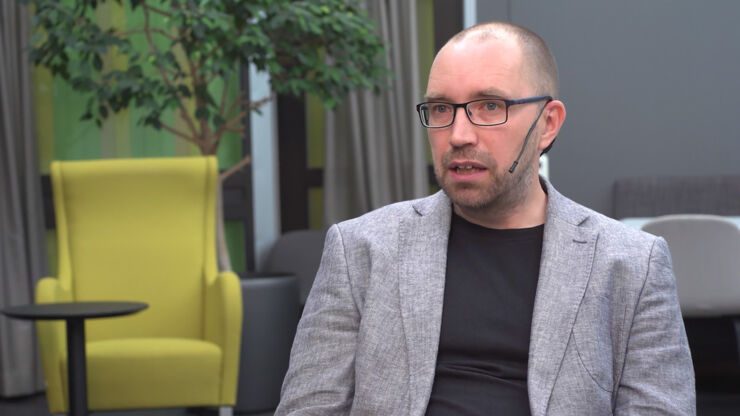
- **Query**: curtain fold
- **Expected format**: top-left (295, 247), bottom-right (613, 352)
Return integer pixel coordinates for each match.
top-left (324, 0), bottom-right (429, 225)
top-left (0, 1), bottom-right (48, 397)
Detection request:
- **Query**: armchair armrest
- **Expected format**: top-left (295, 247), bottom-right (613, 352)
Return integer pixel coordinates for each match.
top-left (35, 277), bottom-right (72, 412)
top-left (205, 271), bottom-right (243, 404)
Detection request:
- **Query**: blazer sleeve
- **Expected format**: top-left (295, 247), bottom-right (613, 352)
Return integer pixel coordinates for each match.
top-left (614, 237), bottom-right (696, 415)
top-left (275, 224), bottom-right (360, 415)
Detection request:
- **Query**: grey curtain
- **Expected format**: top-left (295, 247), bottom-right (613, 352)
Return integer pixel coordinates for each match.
top-left (324, 0), bottom-right (429, 225)
top-left (0, 1), bottom-right (47, 397)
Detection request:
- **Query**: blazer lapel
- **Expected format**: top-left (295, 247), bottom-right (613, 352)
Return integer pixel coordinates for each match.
top-left (398, 192), bottom-right (451, 416)
top-left (528, 183), bottom-right (599, 416)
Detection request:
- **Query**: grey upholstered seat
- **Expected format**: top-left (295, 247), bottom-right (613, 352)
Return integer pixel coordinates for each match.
top-left (262, 229), bottom-right (327, 305)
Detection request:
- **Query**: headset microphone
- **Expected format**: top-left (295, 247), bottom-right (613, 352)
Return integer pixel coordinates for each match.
top-left (508, 103), bottom-right (549, 174)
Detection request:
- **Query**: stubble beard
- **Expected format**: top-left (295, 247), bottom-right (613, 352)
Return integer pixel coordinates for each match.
top-left (435, 147), bottom-right (537, 217)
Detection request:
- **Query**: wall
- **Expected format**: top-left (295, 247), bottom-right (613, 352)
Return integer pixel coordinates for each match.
top-left (476, 0), bottom-right (740, 216)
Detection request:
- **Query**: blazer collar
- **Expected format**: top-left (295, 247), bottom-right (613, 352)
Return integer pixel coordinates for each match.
top-left (528, 179), bottom-right (599, 416)
top-left (400, 191), bottom-right (451, 415)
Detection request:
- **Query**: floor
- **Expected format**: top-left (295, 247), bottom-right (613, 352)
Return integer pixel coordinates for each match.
top-left (697, 394), bottom-right (740, 416)
top-left (0, 394), bottom-right (274, 416)
top-left (2, 392), bottom-right (740, 415)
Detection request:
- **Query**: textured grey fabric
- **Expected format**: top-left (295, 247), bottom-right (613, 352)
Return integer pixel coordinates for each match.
top-left (613, 176), bottom-right (740, 219)
top-left (323, 0), bottom-right (428, 226)
top-left (276, 180), bottom-right (696, 415)
top-left (0, 1), bottom-right (47, 397)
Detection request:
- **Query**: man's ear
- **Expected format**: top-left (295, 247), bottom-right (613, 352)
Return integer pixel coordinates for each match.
top-left (538, 100), bottom-right (566, 152)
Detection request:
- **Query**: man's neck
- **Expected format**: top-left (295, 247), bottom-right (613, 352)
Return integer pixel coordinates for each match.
top-left (453, 179), bottom-right (548, 229)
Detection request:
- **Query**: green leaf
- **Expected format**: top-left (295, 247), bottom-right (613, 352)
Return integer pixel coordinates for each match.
top-left (92, 54), bottom-right (103, 71)
top-left (213, 114), bottom-right (225, 127)
top-left (195, 107), bottom-right (209, 120)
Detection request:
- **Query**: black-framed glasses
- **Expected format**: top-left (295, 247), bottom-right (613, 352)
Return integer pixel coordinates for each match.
top-left (416, 95), bottom-right (552, 128)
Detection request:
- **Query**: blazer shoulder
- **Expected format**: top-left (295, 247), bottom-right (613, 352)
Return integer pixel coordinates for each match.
top-left (334, 192), bottom-right (446, 235)
top-left (583, 207), bottom-right (658, 249)
top-left (337, 199), bottom-right (415, 231)
top-left (548, 184), bottom-right (657, 249)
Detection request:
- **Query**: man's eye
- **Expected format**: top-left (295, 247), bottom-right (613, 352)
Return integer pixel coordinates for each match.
top-left (484, 101), bottom-right (500, 111)
top-left (432, 104), bottom-right (449, 113)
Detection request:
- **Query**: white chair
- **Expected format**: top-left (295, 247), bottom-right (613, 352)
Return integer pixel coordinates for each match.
top-left (642, 214), bottom-right (740, 317)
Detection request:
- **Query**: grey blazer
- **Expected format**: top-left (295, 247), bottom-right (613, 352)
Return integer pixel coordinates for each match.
top-left (276, 180), bottom-right (695, 415)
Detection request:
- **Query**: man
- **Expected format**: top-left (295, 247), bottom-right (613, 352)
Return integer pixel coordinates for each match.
top-left (276, 21), bottom-right (695, 415)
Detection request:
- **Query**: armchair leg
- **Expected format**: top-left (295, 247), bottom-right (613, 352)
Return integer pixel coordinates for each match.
top-left (218, 406), bottom-right (233, 416)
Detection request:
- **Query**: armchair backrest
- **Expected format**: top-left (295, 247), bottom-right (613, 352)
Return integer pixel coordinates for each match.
top-left (51, 157), bottom-right (219, 341)
top-left (642, 214), bottom-right (740, 317)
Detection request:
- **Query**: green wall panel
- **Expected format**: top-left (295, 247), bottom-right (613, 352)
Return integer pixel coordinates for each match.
top-left (224, 220), bottom-right (246, 273)
top-left (52, 79), bottom-right (101, 161)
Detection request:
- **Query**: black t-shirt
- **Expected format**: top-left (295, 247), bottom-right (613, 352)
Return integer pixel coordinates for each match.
top-left (425, 213), bottom-right (544, 416)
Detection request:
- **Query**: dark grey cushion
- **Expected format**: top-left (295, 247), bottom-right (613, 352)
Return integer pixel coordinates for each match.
top-left (613, 176), bottom-right (740, 218)
top-left (262, 229), bottom-right (327, 305)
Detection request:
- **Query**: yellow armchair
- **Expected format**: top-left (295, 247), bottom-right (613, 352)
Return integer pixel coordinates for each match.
top-left (36, 157), bottom-right (241, 414)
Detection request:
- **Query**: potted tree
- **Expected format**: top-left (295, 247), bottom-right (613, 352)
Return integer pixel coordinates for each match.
top-left (22, 0), bottom-right (389, 268)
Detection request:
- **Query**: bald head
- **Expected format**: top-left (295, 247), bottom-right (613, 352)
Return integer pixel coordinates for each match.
top-left (445, 22), bottom-right (559, 98)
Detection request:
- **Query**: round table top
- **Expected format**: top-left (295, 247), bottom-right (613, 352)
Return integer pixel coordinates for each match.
top-left (1, 301), bottom-right (148, 321)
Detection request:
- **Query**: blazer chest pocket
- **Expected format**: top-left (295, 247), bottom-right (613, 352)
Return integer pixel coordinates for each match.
top-left (571, 294), bottom-right (616, 392)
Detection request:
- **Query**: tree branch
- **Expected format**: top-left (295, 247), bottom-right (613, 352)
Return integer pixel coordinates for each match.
top-left (178, 107), bottom-right (199, 141)
top-left (159, 122), bottom-right (199, 144)
top-left (142, 5), bottom-right (175, 91)
top-left (142, 2), bottom-right (173, 18)
top-left (205, 72), bottom-right (219, 85)
top-left (224, 91), bottom-right (247, 120)
top-left (224, 125), bottom-right (244, 134)
top-left (220, 154), bottom-right (252, 181)
top-left (214, 92), bottom-right (275, 144)
top-left (117, 28), bottom-right (177, 41)
top-left (218, 79), bottom-right (229, 115)
top-left (219, 109), bottom-right (248, 136)
top-left (187, 59), bottom-right (212, 146)
top-left (248, 93), bottom-right (276, 111)
top-left (142, 1), bottom-right (200, 142)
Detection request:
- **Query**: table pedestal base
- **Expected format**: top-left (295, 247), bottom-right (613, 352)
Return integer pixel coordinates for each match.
top-left (66, 318), bottom-right (88, 416)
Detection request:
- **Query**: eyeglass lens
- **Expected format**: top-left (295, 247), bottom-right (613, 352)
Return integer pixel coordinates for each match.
top-left (420, 99), bottom-right (507, 127)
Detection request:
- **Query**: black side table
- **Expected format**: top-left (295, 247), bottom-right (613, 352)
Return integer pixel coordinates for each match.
top-left (1, 301), bottom-right (148, 416)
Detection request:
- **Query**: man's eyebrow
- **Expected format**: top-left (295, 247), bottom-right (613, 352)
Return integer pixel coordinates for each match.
top-left (476, 88), bottom-right (508, 98)
top-left (423, 88), bottom-right (510, 102)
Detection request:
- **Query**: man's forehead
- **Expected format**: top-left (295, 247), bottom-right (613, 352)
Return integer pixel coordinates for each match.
top-left (425, 36), bottom-right (524, 100)
top-left (441, 31), bottom-right (521, 58)
top-left (429, 36), bottom-right (523, 77)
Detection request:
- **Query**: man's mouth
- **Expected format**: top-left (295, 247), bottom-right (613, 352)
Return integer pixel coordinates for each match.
top-left (453, 165), bottom-right (483, 173)
top-left (449, 162), bottom-right (487, 174)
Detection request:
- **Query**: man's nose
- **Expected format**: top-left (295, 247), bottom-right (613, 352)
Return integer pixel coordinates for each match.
top-left (449, 106), bottom-right (477, 148)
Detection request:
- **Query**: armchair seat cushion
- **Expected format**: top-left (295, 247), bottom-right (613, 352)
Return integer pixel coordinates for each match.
top-left (61, 338), bottom-right (222, 410)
